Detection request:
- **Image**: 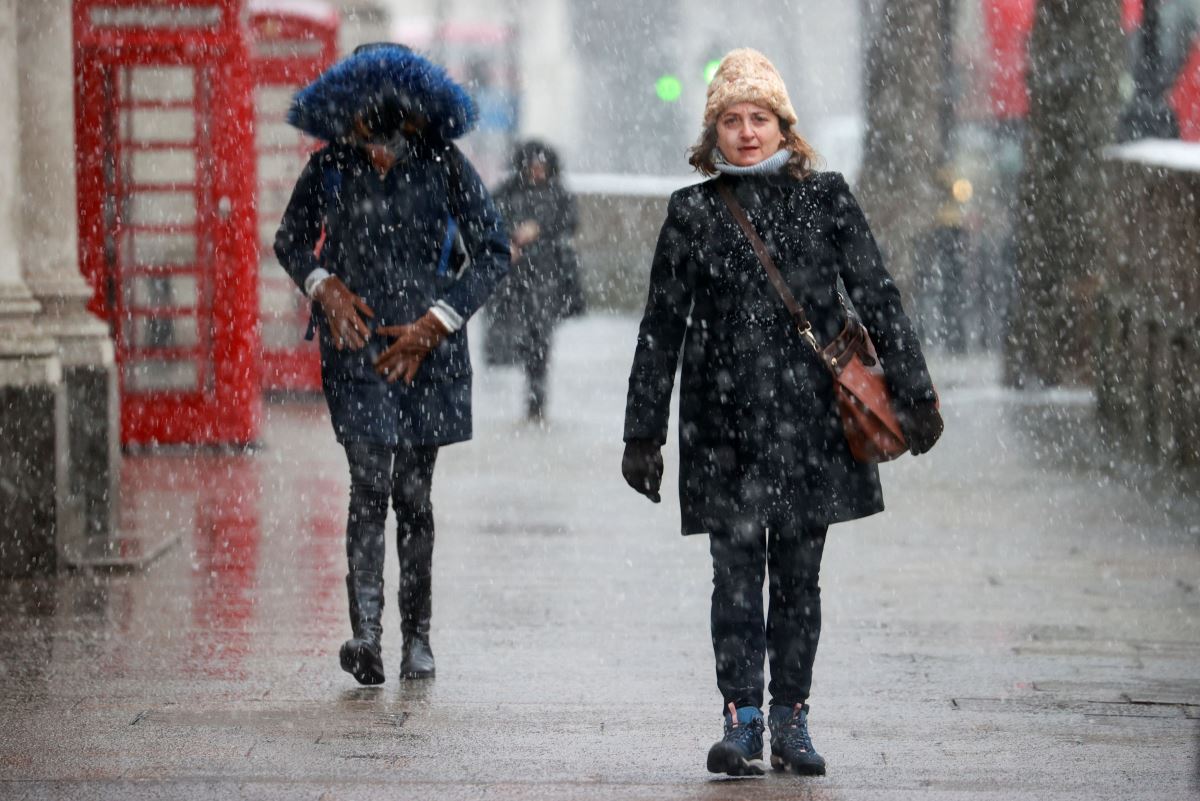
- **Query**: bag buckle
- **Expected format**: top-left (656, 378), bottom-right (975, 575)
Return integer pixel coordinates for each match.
top-left (798, 323), bottom-right (819, 353)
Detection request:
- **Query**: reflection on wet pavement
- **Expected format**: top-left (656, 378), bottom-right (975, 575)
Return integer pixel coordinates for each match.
top-left (0, 318), bottom-right (1196, 801)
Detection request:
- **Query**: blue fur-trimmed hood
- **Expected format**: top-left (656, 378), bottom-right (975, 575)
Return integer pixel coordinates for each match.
top-left (287, 46), bottom-right (477, 142)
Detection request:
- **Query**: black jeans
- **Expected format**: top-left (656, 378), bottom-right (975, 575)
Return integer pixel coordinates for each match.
top-left (709, 519), bottom-right (827, 712)
top-left (344, 441), bottom-right (438, 600)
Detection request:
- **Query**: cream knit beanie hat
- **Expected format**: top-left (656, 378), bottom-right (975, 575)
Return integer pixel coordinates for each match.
top-left (703, 48), bottom-right (798, 129)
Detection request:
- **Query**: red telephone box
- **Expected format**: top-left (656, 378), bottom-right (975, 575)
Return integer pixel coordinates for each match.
top-left (75, 0), bottom-right (261, 446)
top-left (249, 1), bottom-right (338, 392)
top-left (983, 0), bottom-right (1146, 120)
top-left (1170, 39), bottom-right (1200, 141)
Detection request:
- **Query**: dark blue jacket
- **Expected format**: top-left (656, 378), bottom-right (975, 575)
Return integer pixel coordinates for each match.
top-left (274, 140), bottom-right (509, 447)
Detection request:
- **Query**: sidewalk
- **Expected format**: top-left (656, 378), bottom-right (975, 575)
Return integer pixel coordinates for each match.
top-left (1, 315), bottom-right (1196, 800)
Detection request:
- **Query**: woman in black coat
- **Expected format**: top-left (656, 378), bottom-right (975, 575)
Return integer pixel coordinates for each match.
top-left (621, 48), bottom-right (942, 777)
top-left (275, 45), bottom-right (509, 687)
top-left (485, 140), bottom-right (584, 421)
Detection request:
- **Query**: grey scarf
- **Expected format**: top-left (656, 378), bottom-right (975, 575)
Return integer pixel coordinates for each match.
top-left (713, 147), bottom-right (791, 175)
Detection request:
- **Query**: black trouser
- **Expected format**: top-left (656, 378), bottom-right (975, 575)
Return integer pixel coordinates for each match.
top-left (519, 323), bottom-right (551, 418)
top-left (525, 348), bottom-right (548, 417)
top-left (344, 442), bottom-right (438, 603)
top-left (709, 519), bottom-right (827, 712)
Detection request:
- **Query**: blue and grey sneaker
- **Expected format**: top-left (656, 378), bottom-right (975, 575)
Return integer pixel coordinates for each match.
top-left (768, 703), bottom-right (826, 775)
top-left (706, 702), bottom-right (766, 776)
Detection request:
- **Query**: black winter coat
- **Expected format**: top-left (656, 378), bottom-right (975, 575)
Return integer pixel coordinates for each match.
top-left (484, 179), bottom-right (584, 365)
top-left (623, 171), bottom-right (936, 535)
top-left (274, 141), bottom-right (509, 447)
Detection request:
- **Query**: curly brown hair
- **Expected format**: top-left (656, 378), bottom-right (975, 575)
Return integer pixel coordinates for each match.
top-left (687, 121), bottom-right (819, 180)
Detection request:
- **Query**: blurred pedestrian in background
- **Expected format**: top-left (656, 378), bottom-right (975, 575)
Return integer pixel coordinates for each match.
top-left (621, 48), bottom-right (942, 777)
top-left (485, 140), bottom-right (585, 423)
top-left (275, 43), bottom-right (509, 686)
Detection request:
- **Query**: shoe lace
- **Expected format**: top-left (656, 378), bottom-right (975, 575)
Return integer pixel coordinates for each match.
top-left (775, 708), bottom-right (814, 753)
top-left (723, 704), bottom-right (763, 749)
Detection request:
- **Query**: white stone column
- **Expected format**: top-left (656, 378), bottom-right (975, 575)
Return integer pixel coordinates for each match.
top-left (18, 0), bottom-right (120, 554)
top-left (0, 0), bottom-right (68, 577)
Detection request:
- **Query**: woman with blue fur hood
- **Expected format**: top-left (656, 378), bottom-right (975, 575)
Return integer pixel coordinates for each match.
top-left (274, 43), bottom-right (509, 685)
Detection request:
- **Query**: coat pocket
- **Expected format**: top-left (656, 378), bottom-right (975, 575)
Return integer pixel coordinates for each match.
top-left (416, 331), bottom-right (472, 383)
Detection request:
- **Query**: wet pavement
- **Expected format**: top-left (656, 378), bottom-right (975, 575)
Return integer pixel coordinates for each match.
top-left (1, 315), bottom-right (1197, 800)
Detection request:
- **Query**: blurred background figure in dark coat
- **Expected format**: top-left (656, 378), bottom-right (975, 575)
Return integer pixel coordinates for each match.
top-left (485, 140), bottom-right (586, 423)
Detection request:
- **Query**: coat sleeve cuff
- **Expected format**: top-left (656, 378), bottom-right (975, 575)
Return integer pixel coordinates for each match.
top-left (304, 268), bottom-right (332, 297)
top-left (429, 301), bottom-right (464, 333)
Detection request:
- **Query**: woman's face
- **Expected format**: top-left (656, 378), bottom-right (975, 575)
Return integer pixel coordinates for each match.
top-left (715, 102), bottom-right (785, 167)
top-left (526, 159), bottom-right (548, 185)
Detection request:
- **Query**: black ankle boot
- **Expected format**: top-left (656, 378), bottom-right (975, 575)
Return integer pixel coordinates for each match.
top-left (399, 573), bottom-right (435, 679)
top-left (525, 381), bottom-right (547, 423)
top-left (340, 570), bottom-right (385, 685)
top-left (768, 703), bottom-right (825, 775)
top-left (400, 626), bottom-right (435, 679)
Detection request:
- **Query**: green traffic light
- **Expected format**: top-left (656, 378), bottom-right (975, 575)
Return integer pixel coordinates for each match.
top-left (704, 59), bottom-right (721, 83)
top-left (655, 74), bottom-right (682, 103)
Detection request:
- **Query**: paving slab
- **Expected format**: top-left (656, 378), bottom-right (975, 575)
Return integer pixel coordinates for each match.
top-left (1, 316), bottom-right (1197, 800)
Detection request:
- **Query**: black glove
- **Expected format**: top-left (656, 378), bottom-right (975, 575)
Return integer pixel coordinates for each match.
top-left (621, 439), bottom-right (663, 503)
top-left (898, 400), bottom-right (944, 456)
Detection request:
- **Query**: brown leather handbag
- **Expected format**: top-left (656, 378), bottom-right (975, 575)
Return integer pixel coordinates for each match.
top-left (717, 182), bottom-right (908, 463)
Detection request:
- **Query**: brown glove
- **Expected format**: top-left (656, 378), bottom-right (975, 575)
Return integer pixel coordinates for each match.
top-left (312, 276), bottom-right (374, 350)
top-left (373, 310), bottom-right (451, 384)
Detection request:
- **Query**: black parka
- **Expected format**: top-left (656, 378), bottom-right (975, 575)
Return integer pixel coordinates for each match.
top-left (484, 179), bottom-right (584, 365)
top-left (623, 170), bottom-right (935, 535)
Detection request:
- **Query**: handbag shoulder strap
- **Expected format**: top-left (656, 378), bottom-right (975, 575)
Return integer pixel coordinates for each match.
top-left (715, 180), bottom-right (818, 350)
